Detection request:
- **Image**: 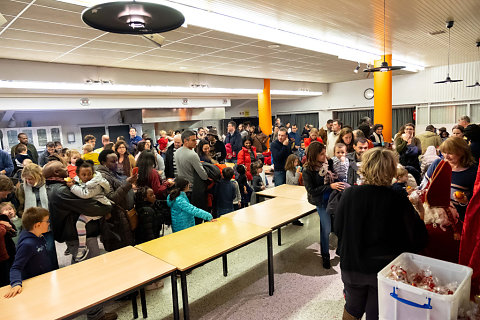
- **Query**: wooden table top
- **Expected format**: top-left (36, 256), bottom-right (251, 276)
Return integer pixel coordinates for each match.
top-left (256, 184), bottom-right (308, 201)
top-left (136, 219), bottom-right (271, 271)
top-left (0, 246), bottom-right (176, 320)
top-left (224, 198), bottom-right (316, 229)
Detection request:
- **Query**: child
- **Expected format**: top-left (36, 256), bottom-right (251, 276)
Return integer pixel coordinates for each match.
top-left (81, 143), bottom-right (99, 165)
top-left (332, 143), bottom-right (349, 183)
top-left (285, 154), bottom-right (301, 185)
top-left (214, 167), bottom-right (236, 217)
top-left (4, 207), bottom-right (53, 299)
top-left (66, 149), bottom-right (81, 179)
top-left (166, 177), bottom-right (213, 233)
top-left (65, 159), bottom-right (112, 262)
top-left (420, 145), bottom-right (440, 177)
top-left (134, 187), bottom-right (168, 245)
top-left (0, 202), bottom-right (17, 286)
top-left (0, 202), bottom-right (21, 244)
top-left (157, 130), bottom-right (168, 155)
top-left (232, 176), bottom-right (242, 210)
top-left (14, 144), bottom-right (32, 172)
top-left (236, 164), bottom-right (250, 208)
top-left (251, 162), bottom-right (265, 192)
top-left (392, 167), bottom-right (410, 197)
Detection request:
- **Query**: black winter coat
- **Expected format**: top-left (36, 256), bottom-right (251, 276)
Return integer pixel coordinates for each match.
top-left (135, 201), bottom-right (162, 244)
top-left (165, 144), bottom-right (176, 179)
top-left (302, 159), bottom-right (334, 207)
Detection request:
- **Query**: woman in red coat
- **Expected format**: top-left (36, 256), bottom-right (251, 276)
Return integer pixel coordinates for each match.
top-left (303, 128), bottom-right (323, 148)
top-left (237, 137), bottom-right (257, 181)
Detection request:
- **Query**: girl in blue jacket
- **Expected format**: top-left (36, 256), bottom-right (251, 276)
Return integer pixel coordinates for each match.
top-left (167, 177), bottom-right (213, 233)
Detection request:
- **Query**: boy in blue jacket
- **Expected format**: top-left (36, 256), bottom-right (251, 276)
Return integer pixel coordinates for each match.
top-left (4, 207), bottom-right (53, 298)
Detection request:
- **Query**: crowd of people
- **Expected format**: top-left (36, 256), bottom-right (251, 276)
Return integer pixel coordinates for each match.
top-left (0, 115), bottom-right (479, 320)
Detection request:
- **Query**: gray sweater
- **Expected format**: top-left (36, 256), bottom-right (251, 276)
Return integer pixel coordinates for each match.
top-left (174, 146), bottom-right (208, 183)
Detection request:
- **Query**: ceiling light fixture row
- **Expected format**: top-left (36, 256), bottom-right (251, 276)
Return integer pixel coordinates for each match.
top-left (466, 41), bottom-right (480, 88)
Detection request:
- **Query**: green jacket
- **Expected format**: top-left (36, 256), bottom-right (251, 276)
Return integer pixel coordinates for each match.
top-left (416, 131), bottom-right (442, 154)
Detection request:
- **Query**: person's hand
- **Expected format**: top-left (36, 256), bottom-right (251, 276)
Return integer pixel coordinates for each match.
top-left (0, 170), bottom-right (6, 175)
top-left (4, 285), bottom-right (22, 298)
top-left (66, 180), bottom-right (74, 188)
top-left (261, 186), bottom-right (266, 190)
top-left (282, 138), bottom-right (289, 146)
top-left (0, 221), bottom-right (13, 230)
top-left (167, 179), bottom-right (175, 187)
top-left (127, 173), bottom-right (138, 185)
top-left (238, 201), bottom-right (241, 207)
top-left (330, 182), bottom-right (345, 191)
top-left (243, 186), bottom-right (247, 194)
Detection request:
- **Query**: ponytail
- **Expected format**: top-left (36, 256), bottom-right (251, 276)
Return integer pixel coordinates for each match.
top-left (169, 176), bottom-right (189, 201)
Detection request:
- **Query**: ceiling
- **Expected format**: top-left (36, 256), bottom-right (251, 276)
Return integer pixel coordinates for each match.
top-left (0, 0), bottom-right (479, 84)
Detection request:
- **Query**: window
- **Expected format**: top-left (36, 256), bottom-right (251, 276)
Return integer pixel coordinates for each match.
top-left (416, 107), bottom-right (428, 125)
top-left (37, 129), bottom-right (47, 147)
top-left (430, 105), bottom-right (455, 124)
top-left (471, 104), bottom-right (480, 123)
top-left (51, 128), bottom-right (61, 141)
top-left (6, 130), bottom-right (18, 148)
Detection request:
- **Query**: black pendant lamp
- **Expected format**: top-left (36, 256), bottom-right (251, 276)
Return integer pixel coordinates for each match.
top-left (364, 0), bottom-right (405, 73)
top-left (82, 1), bottom-right (185, 34)
top-left (466, 42), bottom-right (480, 87)
top-left (434, 21), bottom-right (463, 84)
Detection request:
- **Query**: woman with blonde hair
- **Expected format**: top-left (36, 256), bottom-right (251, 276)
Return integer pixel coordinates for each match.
top-left (303, 128), bottom-right (323, 148)
top-left (16, 163), bottom-right (59, 269)
top-left (335, 148), bottom-right (427, 320)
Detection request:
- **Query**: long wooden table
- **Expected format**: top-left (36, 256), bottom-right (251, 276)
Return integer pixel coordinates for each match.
top-left (0, 246), bottom-right (179, 320)
top-left (256, 184), bottom-right (308, 201)
top-left (225, 197), bottom-right (316, 245)
top-left (136, 218), bottom-right (273, 320)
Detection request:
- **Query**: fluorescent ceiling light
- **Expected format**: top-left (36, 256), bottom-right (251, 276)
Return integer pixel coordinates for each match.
top-left (56, 0), bottom-right (426, 71)
top-left (0, 80), bottom-right (322, 96)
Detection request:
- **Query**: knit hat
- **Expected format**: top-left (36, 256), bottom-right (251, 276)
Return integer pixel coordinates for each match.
top-left (426, 160), bottom-right (452, 207)
top-left (207, 128), bottom-right (219, 138)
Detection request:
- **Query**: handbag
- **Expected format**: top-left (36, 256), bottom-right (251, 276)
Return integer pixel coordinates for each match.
top-left (127, 207), bottom-right (138, 231)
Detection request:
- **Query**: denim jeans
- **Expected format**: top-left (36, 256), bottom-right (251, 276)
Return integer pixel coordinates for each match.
top-left (274, 170), bottom-right (286, 186)
top-left (316, 205), bottom-right (331, 257)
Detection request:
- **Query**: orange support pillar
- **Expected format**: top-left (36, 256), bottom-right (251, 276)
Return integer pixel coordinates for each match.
top-left (258, 79), bottom-right (272, 147)
top-left (374, 54), bottom-right (393, 143)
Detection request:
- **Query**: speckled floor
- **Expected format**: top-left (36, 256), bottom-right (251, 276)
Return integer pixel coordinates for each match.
top-left (59, 211), bottom-right (347, 320)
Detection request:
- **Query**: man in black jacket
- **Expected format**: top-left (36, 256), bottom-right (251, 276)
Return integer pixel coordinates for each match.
top-left (207, 128), bottom-right (226, 163)
top-left (225, 121), bottom-right (242, 162)
top-left (165, 134), bottom-right (182, 178)
top-left (270, 127), bottom-right (292, 186)
top-left (346, 138), bottom-right (369, 186)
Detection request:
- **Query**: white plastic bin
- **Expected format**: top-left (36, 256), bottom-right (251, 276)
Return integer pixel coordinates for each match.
top-left (378, 252), bottom-right (472, 320)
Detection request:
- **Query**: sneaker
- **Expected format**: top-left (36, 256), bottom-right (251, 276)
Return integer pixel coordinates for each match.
top-left (329, 232), bottom-right (338, 250)
top-left (97, 312), bottom-right (118, 320)
top-left (322, 256), bottom-right (331, 269)
top-left (74, 247), bottom-right (89, 262)
top-left (64, 248), bottom-right (71, 255)
top-left (292, 220), bottom-right (304, 226)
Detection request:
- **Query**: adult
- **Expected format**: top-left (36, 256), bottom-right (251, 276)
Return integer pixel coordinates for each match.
top-left (114, 140), bottom-right (135, 177)
top-left (38, 142), bottom-right (56, 167)
top-left (288, 124), bottom-right (302, 151)
top-left (417, 125), bottom-right (442, 154)
top-left (459, 115), bottom-right (480, 161)
top-left (175, 130), bottom-right (210, 213)
top-left (318, 120), bottom-right (333, 145)
top-left (197, 127), bottom-right (207, 141)
top-left (225, 121), bottom-right (242, 162)
top-left (54, 141), bottom-right (63, 154)
top-left (238, 123), bottom-right (249, 139)
top-left (196, 139), bottom-right (214, 164)
top-left (237, 137), bottom-right (257, 180)
top-left (96, 150), bottom-right (136, 251)
top-left (206, 128), bottom-right (226, 163)
top-left (136, 150), bottom-right (171, 199)
top-left (301, 124), bottom-right (311, 139)
top-left (337, 149), bottom-right (428, 320)
top-left (394, 123), bottom-right (422, 173)
top-left (10, 133), bottom-right (38, 164)
top-left (94, 135), bottom-right (110, 153)
top-left (303, 128), bottom-right (323, 148)
top-left (0, 149), bottom-right (14, 177)
top-left (145, 138), bottom-right (165, 179)
top-left (419, 137), bottom-right (476, 264)
top-left (251, 126), bottom-right (269, 154)
top-left (270, 128), bottom-right (292, 186)
top-left (326, 119), bottom-right (342, 158)
top-left (346, 138), bottom-right (369, 186)
top-left (369, 124), bottom-right (385, 147)
top-left (274, 118), bottom-right (282, 128)
top-left (285, 122), bottom-right (292, 133)
top-left (165, 134), bottom-right (182, 179)
top-left (84, 135), bottom-right (96, 149)
top-left (303, 142), bottom-right (344, 269)
top-left (357, 124), bottom-right (374, 149)
top-left (134, 141), bottom-right (147, 162)
top-left (128, 127), bottom-right (142, 154)
top-left (452, 125), bottom-right (464, 138)
top-left (438, 127), bottom-right (449, 141)
top-left (336, 128), bottom-right (354, 153)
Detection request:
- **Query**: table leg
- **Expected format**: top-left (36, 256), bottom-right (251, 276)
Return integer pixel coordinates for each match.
top-left (222, 254), bottom-right (228, 277)
top-left (277, 227), bottom-right (282, 246)
top-left (140, 288), bottom-right (147, 318)
top-left (131, 292), bottom-right (138, 319)
top-left (181, 271), bottom-right (190, 320)
top-left (171, 273), bottom-right (179, 320)
top-left (267, 233), bottom-right (274, 296)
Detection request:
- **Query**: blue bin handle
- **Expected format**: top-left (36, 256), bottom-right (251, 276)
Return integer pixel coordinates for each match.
top-left (390, 287), bottom-right (432, 309)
